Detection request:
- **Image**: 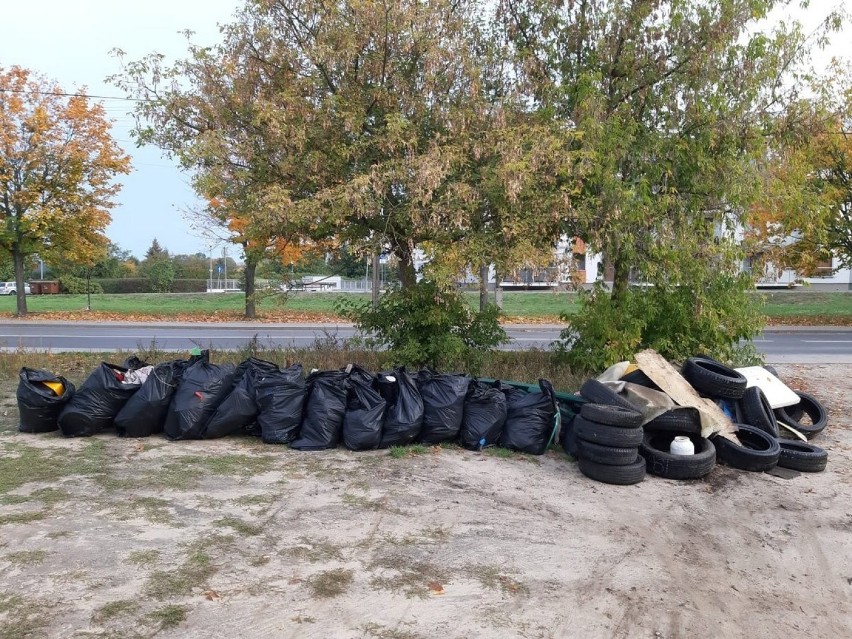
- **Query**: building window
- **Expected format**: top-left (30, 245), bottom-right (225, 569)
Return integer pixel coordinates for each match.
top-left (814, 257), bottom-right (833, 276)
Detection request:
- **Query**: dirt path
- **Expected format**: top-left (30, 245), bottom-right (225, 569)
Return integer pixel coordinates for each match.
top-left (0, 364), bottom-right (850, 638)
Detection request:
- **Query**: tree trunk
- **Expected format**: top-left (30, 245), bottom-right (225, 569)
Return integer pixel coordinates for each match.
top-left (371, 253), bottom-right (380, 309)
top-left (610, 253), bottom-right (631, 313)
top-left (244, 258), bottom-right (257, 319)
top-left (13, 246), bottom-right (27, 317)
top-left (494, 269), bottom-right (503, 309)
top-left (479, 263), bottom-right (489, 311)
top-left (396, 243), bottom-right (417, 289)
top-left (86, 269), bottom-right (92, 311)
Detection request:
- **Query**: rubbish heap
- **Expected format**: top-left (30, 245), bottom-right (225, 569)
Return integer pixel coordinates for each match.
top-left (15, 350), bottom-right (829, 486)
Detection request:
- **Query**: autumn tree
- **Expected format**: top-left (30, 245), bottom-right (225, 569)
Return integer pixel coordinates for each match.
top-left (0, 65), bottom-right (131, 316)
top-left (751, 71), bottom-right (852, 274)
top-left (499, 0), bottom-right (842, 369)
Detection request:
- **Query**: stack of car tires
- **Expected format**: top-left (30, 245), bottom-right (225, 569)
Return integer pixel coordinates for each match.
top-left (575, 380), bottom-right (646, 485)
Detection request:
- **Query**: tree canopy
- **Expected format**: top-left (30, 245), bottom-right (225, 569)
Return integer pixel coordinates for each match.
top-left (0, 65), bottom-right (131, 315)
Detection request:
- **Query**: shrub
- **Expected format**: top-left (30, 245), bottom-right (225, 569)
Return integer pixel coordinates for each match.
top-left (94, 278), bottom-right (207, 293)
top-left (59, 274), bottom-right (103, 295)
top-left (338, 280), bottom-right (508, 374)
top-left (556, 273), bottom-right (764, 373)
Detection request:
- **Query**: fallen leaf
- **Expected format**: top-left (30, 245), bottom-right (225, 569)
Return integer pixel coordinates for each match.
top-left (202, 589), bottom-right (221, 601)
top-left (428, 581), bottom-right (445, 595)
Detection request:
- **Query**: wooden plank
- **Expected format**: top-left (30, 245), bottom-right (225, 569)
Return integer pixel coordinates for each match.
top-left (634, 349), bottom-right (737, 441)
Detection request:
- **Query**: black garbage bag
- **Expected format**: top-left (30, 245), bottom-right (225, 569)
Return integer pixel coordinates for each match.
top-left (377, 368), bottom-right (423, 448)
top-left (499, 379), bottom-right (557, 455)
top-left (416, 370), bottom-right (469, 444)
top-left (114, 363), bottom-right (178, 438)
top-left (460, 380), bottom-right (507, 450)
top-left (342, 366), bottom-right (386, 451)
top-left (255, 364), bottom-right (305, 444)
top-left (291, 370), bottom-right (347, 450)
top-left (121, 355), bottom-right (149, 371)
top-left (17, 368), bottom-right (75, 433)
top-left (163, 361), bottom-right (235, 440)
top-left (203, 358), bottom-right (281, 439)
top-left (58, 363), bottom-right (142, 437)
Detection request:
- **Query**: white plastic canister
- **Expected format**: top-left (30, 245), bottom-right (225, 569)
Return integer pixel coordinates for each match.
top-left (670, 436), bottom-right (695, 456)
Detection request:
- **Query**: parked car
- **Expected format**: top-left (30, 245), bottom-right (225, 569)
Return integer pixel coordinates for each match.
top-left (0, 281), bottom-right (32, 295)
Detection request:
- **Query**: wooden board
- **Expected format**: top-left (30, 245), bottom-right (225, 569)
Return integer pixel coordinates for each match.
top-left (634, 349), bottom-right (737, 441)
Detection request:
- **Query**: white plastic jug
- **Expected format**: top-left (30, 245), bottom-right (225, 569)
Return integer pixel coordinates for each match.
top-left (670, 436), bottom-right (695, 456)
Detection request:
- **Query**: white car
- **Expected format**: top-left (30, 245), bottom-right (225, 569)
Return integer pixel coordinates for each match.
top-left (1, 281), bottom-right (32, 295)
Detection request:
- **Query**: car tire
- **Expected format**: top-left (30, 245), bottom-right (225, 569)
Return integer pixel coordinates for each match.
top-left (579, 403), bottom-right (643, 428)
top-left (739, 386), bottom-right (779, 437)
top-left (681, 357), bottom-right (747, 400)
top-left (640, 433), bottom-right (716, 479)
top-left (620, 369), bottom-right (661, 390)
top-left (777, 440), bottom-right (828, 473)
top-left (643, 407), bottom-right (702, 435)
top-left (774, 391), bottom-right (827, 439)
top-left (576, 440), bottom-right (639, 465)
top-left (574, 416), bottom-right (643, 448)
top-left (578, 455), bottom-right (646, 485)
top-left (711, 423), bottom-right (780, 472)
top-left (763, 365), bottom-right (779, 378)
top-left (580, 379), bottom-right (637, 411)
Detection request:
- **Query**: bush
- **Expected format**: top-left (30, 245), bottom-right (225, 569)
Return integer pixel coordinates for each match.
top-left (556, 273), bottom-right (764, 373)
top-left (338, 280), bottom-right (508, 374)
top-left (94, 278), bottom-right (208, 294)
top-left (59, 275), bottom-right (103, 295)
top-left (96, 278), bottom-right (150, 294)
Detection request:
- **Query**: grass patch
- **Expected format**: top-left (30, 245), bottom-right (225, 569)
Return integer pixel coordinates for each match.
top-left (0, 511), bottom-right (47, 526)
top-left (388, 444), bottom-right (428, 459)
top-left (4, 550), bottom-right (49, 566)
top-left (0, 592), bottom-right (50, 639)
top-left (369, 554), bottom-right (450, 599)
top-left (144, 546), bottom-right (217, 599)
top-left (213, 516), bottom-right (264, 536)
top-left (148, 453), bottom-right (277, 492)
top-left (466, 564), bottom-right (529, 595)
top-left (483, 446), bottom-right (541, 464)
top-left (307, 568), bottom-right (354, 598)
top-left (363, 622), bottom-right (424, 639)
top-left (105, 497), bottom-right (176, 525)
top-left (92, 599), bottom-right (139, 623)
top-left (285, 537), bottom-right (345, 563)
top-left (147, 604), bottom-right (187, 630)
top-left (126, 549), bottom-right (161, 567)
top-left (45, 530), bottom-right (72, 539)
top-left (0, 440), bottom-right (105, 494)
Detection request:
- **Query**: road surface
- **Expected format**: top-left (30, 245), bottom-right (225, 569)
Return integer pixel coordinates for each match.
top-left (0, 321), bottom-right (850, 362)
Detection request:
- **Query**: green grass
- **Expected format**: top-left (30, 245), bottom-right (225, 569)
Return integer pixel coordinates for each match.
top-left (759, 291), bottom-right (852, 317)
top-left (0, 290), bottom-right (577, 318)
top-left (3, 290), bottom-right (850, 320)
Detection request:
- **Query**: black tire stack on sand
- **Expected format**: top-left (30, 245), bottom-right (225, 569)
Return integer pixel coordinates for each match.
top-left (576, 380), bottom-right (645, 485)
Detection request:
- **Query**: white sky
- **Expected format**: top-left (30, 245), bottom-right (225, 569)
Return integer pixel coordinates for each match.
top-left (0, 0), bottom-right (849, 260)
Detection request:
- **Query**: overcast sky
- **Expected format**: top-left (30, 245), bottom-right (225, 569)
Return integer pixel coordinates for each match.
top-left (0, 0), bottom-right (849, 261)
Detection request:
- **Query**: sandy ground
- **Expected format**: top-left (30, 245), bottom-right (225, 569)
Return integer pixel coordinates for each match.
top-left (0, 363), bottom-right (850, 639)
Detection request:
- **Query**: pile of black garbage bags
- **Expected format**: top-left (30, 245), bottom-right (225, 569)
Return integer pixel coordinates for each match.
top-left (16, 353), bottom-right (565, 455)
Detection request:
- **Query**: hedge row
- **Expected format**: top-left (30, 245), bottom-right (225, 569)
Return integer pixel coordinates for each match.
top-left (94, 278), bottom-right (209, 294)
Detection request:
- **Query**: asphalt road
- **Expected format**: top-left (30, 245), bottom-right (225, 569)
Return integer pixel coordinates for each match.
top-left (1, 321), bottom-right (851, 362)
